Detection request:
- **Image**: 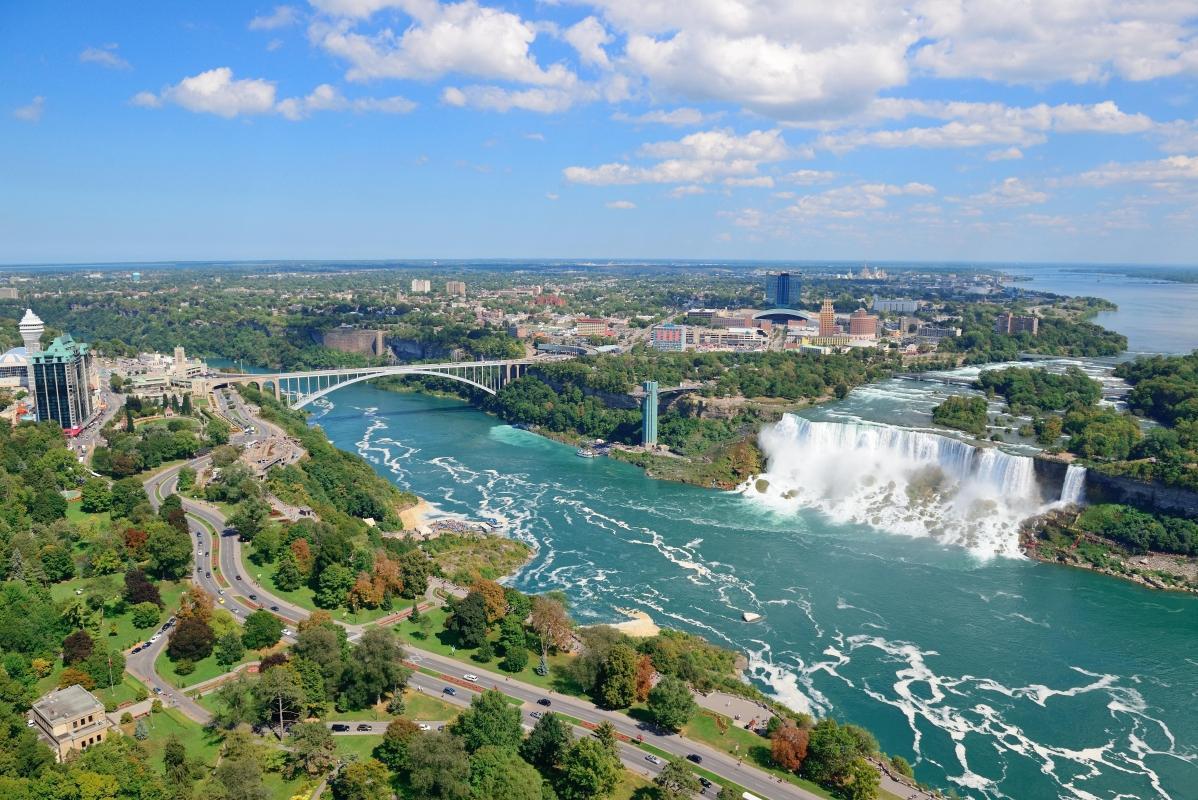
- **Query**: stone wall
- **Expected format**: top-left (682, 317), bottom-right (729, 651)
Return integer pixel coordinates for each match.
top-left (323, 328), bottom-right (385, 357)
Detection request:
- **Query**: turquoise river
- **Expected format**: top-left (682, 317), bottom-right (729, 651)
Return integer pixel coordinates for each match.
top-left (303, 267), bottom-right (1198, 800)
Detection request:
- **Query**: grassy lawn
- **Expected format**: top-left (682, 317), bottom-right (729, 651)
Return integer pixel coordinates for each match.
top-left (612, 769), bottom-right (655, 800)
top-left (392, 606), bottom-right (582, 695)
top-left (53, 578), bottom-right (188, 654)
top-left (155, 638), bottom-right (257, 690)
top-left (36, 668), bottom-right (147, 710)
top-left (132, 707), bottom-right (225, 767)
top-left (65, 505), bottom-right (111, 526)
top-left (334, 733), bottom-right (384, 763)
top-left (239, 549), bottom-right (395, 625)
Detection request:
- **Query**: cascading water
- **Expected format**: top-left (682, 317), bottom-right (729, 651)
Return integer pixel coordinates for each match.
top-left (744, 415), bottom-right (1047, 558)
top-left (1059, 464), bottom-right (1087, 505)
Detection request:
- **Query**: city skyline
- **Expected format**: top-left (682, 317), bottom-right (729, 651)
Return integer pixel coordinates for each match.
top-left (3, 2), bottom-right (1198, 264)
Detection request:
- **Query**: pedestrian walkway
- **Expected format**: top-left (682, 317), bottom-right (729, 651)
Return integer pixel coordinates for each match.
top-left (695, 689), bottom-right (776, 730)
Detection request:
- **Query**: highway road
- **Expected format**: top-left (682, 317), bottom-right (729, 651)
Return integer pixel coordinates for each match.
top-left (125, 388), bottom-right (911, 800)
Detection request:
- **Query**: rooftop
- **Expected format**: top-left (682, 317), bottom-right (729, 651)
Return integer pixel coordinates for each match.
top-left (32, 685), bottom-right (103, 723)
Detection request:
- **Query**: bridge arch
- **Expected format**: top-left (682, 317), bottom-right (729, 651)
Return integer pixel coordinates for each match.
top-left (291, 368), bottom-right (499, 409)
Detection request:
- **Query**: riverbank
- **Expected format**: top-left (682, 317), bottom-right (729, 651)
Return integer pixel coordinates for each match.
top-left (1021, 509), bottom-right (1198, 593)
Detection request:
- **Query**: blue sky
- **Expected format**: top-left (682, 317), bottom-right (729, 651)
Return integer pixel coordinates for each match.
top-left (2, 1), bottom-right (1197, 264)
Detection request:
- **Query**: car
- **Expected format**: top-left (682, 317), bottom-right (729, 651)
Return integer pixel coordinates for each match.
top-left (529, 711), bottom-right (543, 720)
top-left (218, 589), bottom-right (225, 596)
top-left (686, 753), bottom-right (703, 764)
top-left (282, 629), bottom-right (294, 637)
top-left (153, 687), bottom-right (163, 695)
top-left (418, 723), bottom-right (431, 731)
top-left (443, 687), bottom-right (457, 696)
top-left (437, 725), bottom-right (445, 731)
top-left (205, 571), bottom-right (211, 578)
top-left (205, 551), bottom-right (210, 556)
top-left (26, 719), bottom-right (35, 727)
top-left (131, 645), bottom-right (142, 654)
top-left (356, 724), bottom-right (371, 732)
top-left (463, 674), bottom-right (479, 682)
top-left (331, 724), bottom-right (350, 732)
top-left (269, 605), bottom-right (279, 612)
top-left (644, 755), bottom-right (662, 766)
top-left (149, 634), bottom-right (160, 643)
top-left (698, 777), bottom-right (712, 789)
top-left (235, 575), bottom-right (242, 581)
top-left (537, 698), bottom-right (552, 707)
top-left (249, 594), bottom-right (258, 601)
top-left (218, 598), bottom-right (226, 605)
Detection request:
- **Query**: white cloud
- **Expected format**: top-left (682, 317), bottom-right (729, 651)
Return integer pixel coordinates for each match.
top-left (725, 176), bottom-right (774, 188)
top-left (963, 177), bottom-right (1048, 207)
top-left (130, 91), bottom-right (161, 108)
top-left (564, 16), bottom-right (612, 68)
top-left (80, 44), bottom-right (130, 70)
top-left (524, 132), bottom-right (546, 141)
top-left (668, 185), bottom-right (707, 197)
top-left (276, 83), bottom-right (416, 119)
top-left (250, 5), bottom-right (301, 30)
top-left (912, 0), bottom-right (1198, 84)
top-left (987, 147), bottom-right (1023, 161)
top-left (782, 169), bottom-right (838, 184)
top-left (311, 0), bottom-right (576, 88)
top-left (135, 68), bottom-right (412, 120)
top-left (545, 192), bottom-right (559, 200)
top-left (565, 128), bottom-right (791, 185)
top-left (816, 100), bottom-right (1154, 152)
top-left (613, 107), bottom-right (722, 126)
top-left (1072, 156), bottom-right (1198, 186)
top-left (606, 199), bottom-right (636, 209)
top-left (143, 67), bottom-right (277, 118)
top-left (13, 96), bottom-right (45, 122)
top-left (442, 84), bottom-right (582, 113)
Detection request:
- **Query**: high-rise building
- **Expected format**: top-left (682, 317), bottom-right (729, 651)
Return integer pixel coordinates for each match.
top-left (849, 309), bottom-right (879, 338)
top-left (650, 323), bottom-right (689, 351)
top-left (445, 280), bottom-right (466, 296)
top-left (818, 299), bottom-right (837, 337)
top-left (993, 313), bottom-right (1039, 335)
top-left (410, 279), bottom-right (431, 294)
top-left (765, 272), bottom-right (799, 307)
top-left (31, 334), bottom-right (95, 430)
top-left (641, 381), bottom-right (659, 447)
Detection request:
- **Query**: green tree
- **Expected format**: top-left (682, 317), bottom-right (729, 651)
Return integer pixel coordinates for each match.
top-left (520, 711), bottom-right (572, 775)
top-left (647, 675), bottom-right (696, 732)
top-left (211, 675), bottom-right (256, 730)
top-left (339, 626), bottom-right (410, 710)
top-left (110, 477), bottom-right (148, 518)
top-left (131, 602), bottom-right (161, 629)
top-left (241, 610), bottom-right (284, 650)
top-left (499, 614), bottom-right (529, 673)
top-left (654, 758), bottom-right (701, 800)
top-left (314, 563), bottom-right (354, 608)
top-left (557, 737), bottom-right (619, 800)
top-left (212, 732), bottom-right (269, 800)
top-left (468, 745), bottom-right (545, 800)
top-left (29, 488), bottom-right (67, 524)
top-left (446, 591), bottom-right (490, 649)
top-left (39, 545), bottom-right (74, 583)
top-left (252, 665), bottom-right (305, 739)
top-left (176, 466), bottom-right (196, 492)
top-left (408, 732), bottom-right (471, 800)
top-left (80, 478), bottom-right (112, 513)
top-left (373, 717), bottom-right (421, 772)
top-left (273, 549), bottom-right (303, 591)
top-left (596, 643), bottom-right (637, 709)
top-left (230, 497), bottom-right (271, 543)
top-left (284, 721), bottom-right (338, 779)
top-left (146, 521), bottom-right (192, 579)
top-left (167, 616), bottom-right (214, 662)
top-left (844, 757), bottom-right (880, 800)
top-left (450, 688), bottom-right (523, 753)
top-left (331, 759), bottom-right (391, 800)
top-left (215, 631), bottom-right (246, 667)
top-left (398, 549), bottom-right (432, 597)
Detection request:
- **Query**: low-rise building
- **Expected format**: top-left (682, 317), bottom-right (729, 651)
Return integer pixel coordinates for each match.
top-left (916, 324), bottom-right (962, 342)
top-left (29, 685), bottom-right (113, 762)
top-left (696, 327), bottom-right (767, 349)
top-left (994, 313), bottom-right (1039, 335)
top-left (849, 309), bottom-right (880, 338)
top-left (574, 317), bottom-right (610, 337)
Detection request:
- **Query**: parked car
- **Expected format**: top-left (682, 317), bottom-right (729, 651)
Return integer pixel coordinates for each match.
top-left (356, 724), bottom-right (371, 732)
top-left (698, 777), bottom-right (712, 789)
top-left (537, 698), bottom-right (551, 707)
top-left (530, 711), bottom-right (543, 720)
top-left (418, 723), bottom-right (431, 731)
top-left (331, 724), bottom-right (350, 732)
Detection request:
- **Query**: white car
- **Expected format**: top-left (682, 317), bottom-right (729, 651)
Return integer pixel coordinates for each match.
top-left (463, 673), bottom-right (479, 683)
top-left (418, 723), bottom-right (431, 731)
top-left (644, 755), bottom-right (662, 766)
top-left (282, 629), bottom-right (294, 637)
top-left (149, 634), bottom-right (160, 643)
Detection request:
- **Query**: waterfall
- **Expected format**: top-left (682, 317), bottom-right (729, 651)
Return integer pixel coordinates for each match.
top-left (744, 415), bottom-right (1048, 558)
top-left (1059, 464), bottom-right (1087, 505)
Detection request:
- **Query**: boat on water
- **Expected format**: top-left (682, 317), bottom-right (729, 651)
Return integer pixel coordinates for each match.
top-left (741, 611), bottom-right (763, 623)
top-left (576, 448), bottom-right (597, 458)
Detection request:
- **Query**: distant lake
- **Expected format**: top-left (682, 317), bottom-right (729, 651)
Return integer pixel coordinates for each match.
top-left (1004, 265), bottom-right (1198, 354)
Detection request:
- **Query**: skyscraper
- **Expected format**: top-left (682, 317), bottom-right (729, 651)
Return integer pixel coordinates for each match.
top-left (765, 272), bottom-right (798, 307)
top-left (819, 299), bottom-right (837, 337)
top-left (31, 334), bottom-right (95, 430)
top-left (641, 381), bottom-right (659, 447)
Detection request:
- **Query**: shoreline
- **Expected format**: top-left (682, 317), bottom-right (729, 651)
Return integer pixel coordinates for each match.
top-left (399, 497), bottom-right (434, 530)
top-left (604, 608), bottom-right (661, 638)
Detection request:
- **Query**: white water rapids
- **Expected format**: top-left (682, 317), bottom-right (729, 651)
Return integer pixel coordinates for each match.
top-left (744, 415), bottom-right (1084, 559)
